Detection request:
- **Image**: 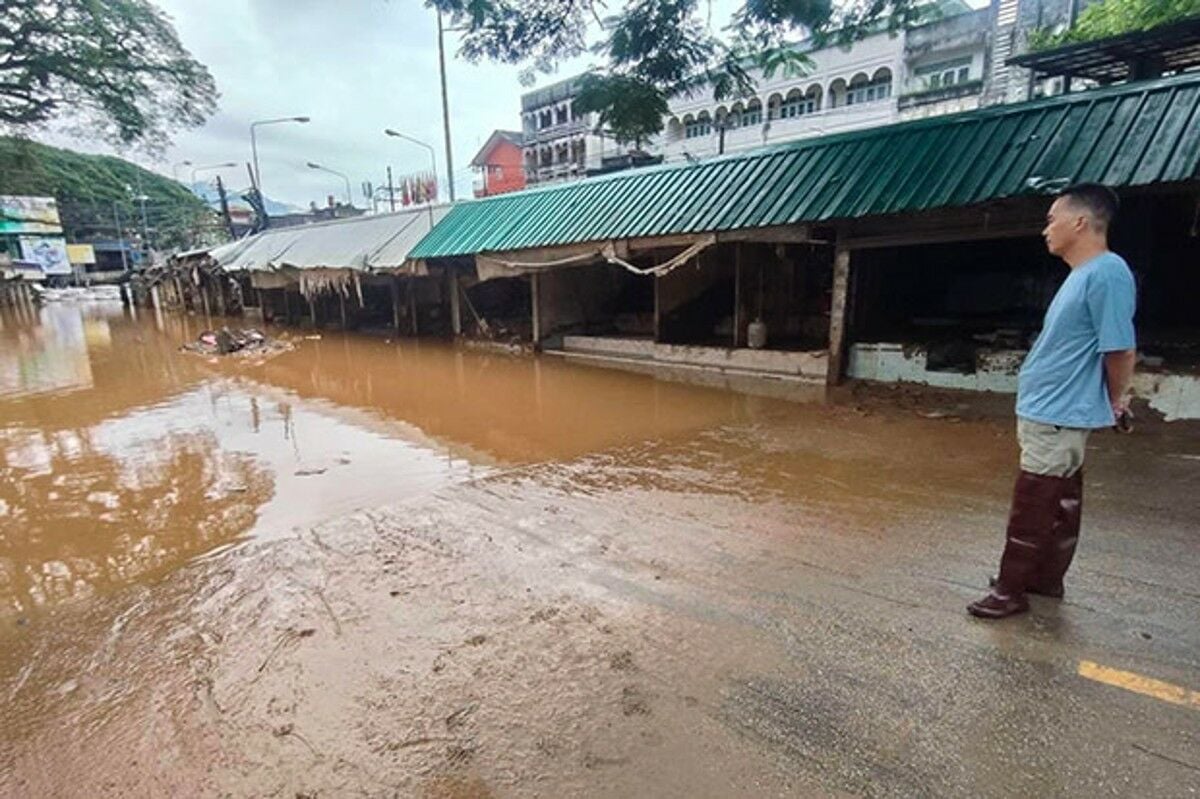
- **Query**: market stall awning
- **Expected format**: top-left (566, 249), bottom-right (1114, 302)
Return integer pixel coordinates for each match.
top-left (213, 205), bottom-right (450, 273)
top-left (409, 72), bottom-right (1200, 260)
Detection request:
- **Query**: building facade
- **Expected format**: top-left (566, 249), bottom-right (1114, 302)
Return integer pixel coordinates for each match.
top-left (519, 77), bottom-right (610, 186)
top-left (655, 5), bottom-right (996, 162)
top-left (514, 0), bottom-right (1108, 182)
top-left (471, 131), bottom-right (527, 197)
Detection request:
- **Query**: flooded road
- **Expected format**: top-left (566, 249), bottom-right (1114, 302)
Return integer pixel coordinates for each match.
top-left (2, 302), bottom-right (1198, 797)
top-left (0, 302), bottom-right (769, 624)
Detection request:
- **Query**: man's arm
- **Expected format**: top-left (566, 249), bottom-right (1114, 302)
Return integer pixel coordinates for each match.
top-left (1104, 349), bottom-right (1136, 414)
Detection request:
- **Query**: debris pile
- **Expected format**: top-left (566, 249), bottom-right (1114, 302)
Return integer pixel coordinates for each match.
top-left (182, 327), bottom-right (294, 359)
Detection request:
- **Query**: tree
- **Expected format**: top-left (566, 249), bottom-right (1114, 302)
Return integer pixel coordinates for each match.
top-left (573, 73), bottom-right (669, 148)
top-left (429, 0), bottom-right (928, 145)
top-left (0, 136), bottom-right (220, 249)
top-left (1029, 0), bottom-right (1200, 51)
top-left (0, 0), bottom-right (218, 149)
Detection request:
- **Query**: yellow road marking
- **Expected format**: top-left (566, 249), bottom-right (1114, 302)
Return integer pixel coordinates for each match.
top-left (1078, 660), bottom-right (1200, 709)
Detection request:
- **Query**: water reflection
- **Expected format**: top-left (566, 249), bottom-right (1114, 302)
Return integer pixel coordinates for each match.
top-left (0, 425), bottom-right (271, 615)
top-left (2, 302), bottom-right (788, 622)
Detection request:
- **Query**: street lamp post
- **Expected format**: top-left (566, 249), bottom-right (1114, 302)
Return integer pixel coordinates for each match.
top-left (191, 161), bottom-right (238, 185)
top-left (436, 10), bottom-right (456, 202)
top-left (384, 128), bottom-right (438, 194)
top-left (306, 162), bottom-right (353, 206)
top-left (250, 116), bottom-right (311, 197)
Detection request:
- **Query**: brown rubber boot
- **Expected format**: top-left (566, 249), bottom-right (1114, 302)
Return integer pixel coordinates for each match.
top-left (968, 471), bottom-right (1067, 619)
top-left (987, 468), bottom-right (1080, 598)
top-left (1036, 467), bottom-right (1083, 596)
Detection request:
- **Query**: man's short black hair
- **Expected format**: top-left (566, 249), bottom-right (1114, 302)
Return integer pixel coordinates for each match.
top-left (1058, 183), bottom-right (1119, 230)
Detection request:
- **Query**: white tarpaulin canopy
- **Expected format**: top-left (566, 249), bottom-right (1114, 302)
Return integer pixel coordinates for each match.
top-left (213, 205), bottom-right (449, 275)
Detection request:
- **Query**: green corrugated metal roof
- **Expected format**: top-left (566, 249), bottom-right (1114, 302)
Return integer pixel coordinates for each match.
top-left (412, 73), bottom-right (1200, 259)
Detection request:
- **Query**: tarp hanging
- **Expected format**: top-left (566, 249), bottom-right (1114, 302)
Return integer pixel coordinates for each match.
top-left (296, 268), bottom-right (363, 304)
top-left (474, 234), bottom-right (717, 281)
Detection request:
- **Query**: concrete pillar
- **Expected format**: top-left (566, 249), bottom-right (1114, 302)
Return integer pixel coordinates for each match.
top-left (448, 270), bottom-right (462, 336)
top-left (530, 272), bottom-right (541, 345)
top-left (826, 244), bottom-right (851, 386)
top-left (653, 274), bottom-right (661, 343)
top-left (733, 244), bottom-right (742, 348)
top-left (409, 279), bottom-right (419, 336)
top-left (390, 276), bottom-right (402, 332)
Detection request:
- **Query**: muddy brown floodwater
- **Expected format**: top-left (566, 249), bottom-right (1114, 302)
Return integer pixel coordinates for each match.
top-left (2, 302), bottom-right (1198, 798)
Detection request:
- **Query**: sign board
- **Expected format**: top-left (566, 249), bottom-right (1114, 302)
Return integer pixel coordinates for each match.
top-left (66, 243), bottom-right (96, 265)
top-left (0, 196), bottom-right (63, 235)
top-left (19, 236), bottom-right (72, 275)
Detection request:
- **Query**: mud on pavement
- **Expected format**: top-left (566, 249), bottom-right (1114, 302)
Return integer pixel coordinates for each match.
top-left (4, 397), bottom-right (1199, 798)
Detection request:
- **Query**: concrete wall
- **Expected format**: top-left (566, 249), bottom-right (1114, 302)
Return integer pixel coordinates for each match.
top-left (561, 335), bottom-right (827, 382)
top-left (537, 263), bottom-right (627, 336)
top-left (848, 342), bottom-right (1200, 421)
top-left (657, 249), bottom-right (734, 343)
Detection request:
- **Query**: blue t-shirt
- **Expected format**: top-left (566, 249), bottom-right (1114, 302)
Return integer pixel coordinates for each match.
top-left (1016, 252), bottom-right (1136, 429)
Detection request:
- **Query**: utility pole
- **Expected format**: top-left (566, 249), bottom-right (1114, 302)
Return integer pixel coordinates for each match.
top-left (387, 166), bottom-right (396, 212)
top-left (216, 175), bottom-right (235, 238)
top-left (437, 10), bottom-right (456, 202)
top-left (113, 203), bottom-right (129, 272)
top-left (133, 172), bottom-right (151, 257)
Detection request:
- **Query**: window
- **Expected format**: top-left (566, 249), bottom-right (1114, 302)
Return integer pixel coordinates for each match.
top-left (915, 57), bottom-right (972, 91)
top-left (780, 94), bottom-right (816, 119)
top-left (684, 116), bottom-right (712, 138)
top-left (743, 103), bottom-right (762, 125)
top-left (847, 77), bottom-right (891, 104)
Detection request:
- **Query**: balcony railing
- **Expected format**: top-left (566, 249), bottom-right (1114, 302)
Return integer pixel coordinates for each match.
top-left (525, 119), bottom-right (591, 144)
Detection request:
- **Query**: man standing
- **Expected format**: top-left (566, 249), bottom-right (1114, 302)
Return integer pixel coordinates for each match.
top-left (968, 183), bottom-right (1136, 620)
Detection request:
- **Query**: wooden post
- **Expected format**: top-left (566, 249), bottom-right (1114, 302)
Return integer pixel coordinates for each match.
top-left (826, 244), bottom-right (851, 386)
top-left (200, 278), bottom-right (212, 318)
top-left (448, 269), bottom-right (462, 336)
top-left (309, 293), bottom-right (317, 327)
top-left (530, 272), bottom-right (542, 345)
top-left (339, 292), bottom-right (347, 329)
top-left (653, 274), bottom-right (661, 343)
top-left (733, 244), bottom-right (742, 348)
top-left (390, 276), bottom-right (402, 332)
top-left (214, 278), bottom-right (226, 316)
top-left (409, 279), bottom-right (419, 336)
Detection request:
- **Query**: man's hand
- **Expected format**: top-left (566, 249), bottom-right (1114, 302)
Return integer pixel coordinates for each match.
top-left (1104, 349), bottom-right (1136, 433)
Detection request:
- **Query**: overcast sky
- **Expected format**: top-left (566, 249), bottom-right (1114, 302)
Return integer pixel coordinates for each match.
top-left (43, 0), bottom-right (984, 209)
top-left (138, 0), bottom-right (595, 208)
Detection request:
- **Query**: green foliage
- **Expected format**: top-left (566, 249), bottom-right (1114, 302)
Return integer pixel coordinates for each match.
top-left (430, 0), bottom-right (923, 147)
top-left (573, 73), bottom-right (670, 146)
top-left (1028, 0), bottom-right (1200, 51)
top-left (0, 0), bottom-right (218, 149)
top-left (0, 136), bottom-right (218, 250)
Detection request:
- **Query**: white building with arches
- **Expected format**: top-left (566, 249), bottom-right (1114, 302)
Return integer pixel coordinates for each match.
top-left (656, 3), bottom-right (992, 163)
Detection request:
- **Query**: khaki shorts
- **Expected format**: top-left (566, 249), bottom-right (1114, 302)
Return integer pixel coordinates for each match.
top-left (1017, 418), bottom-right (1089, 477)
